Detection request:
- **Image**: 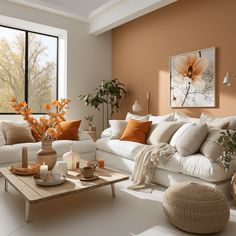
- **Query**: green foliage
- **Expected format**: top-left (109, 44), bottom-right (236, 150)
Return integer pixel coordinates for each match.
top-left (217, 129), bottom-right (236, 171)
top-left (78, 79), bottom-right (127, 116)
top-left (84, 115), bottom-right (94, 127)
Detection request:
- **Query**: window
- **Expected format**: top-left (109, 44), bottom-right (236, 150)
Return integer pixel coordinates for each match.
top-left (0, 25), bottom-right (58, 113)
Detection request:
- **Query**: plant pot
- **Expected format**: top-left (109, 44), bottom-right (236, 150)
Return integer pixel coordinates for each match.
top-left (36, 140), bottom-right (57, 170)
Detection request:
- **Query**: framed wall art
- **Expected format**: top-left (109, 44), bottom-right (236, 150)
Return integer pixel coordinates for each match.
top-left (170, 47), bottom-right (215, 108)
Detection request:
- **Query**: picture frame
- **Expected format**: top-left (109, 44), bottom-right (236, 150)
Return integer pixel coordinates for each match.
top-left (170, 47), bottom-right (216, 108)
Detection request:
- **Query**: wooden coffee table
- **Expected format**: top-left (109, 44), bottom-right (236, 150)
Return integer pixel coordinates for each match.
top-left (0, 167), bottom-right (129, 222)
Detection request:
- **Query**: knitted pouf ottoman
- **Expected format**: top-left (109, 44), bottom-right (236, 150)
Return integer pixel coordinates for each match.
top-left (162, 182), bottom-right (229, 234)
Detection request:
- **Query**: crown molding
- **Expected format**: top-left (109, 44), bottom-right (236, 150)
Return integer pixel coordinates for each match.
top-left (6, 0), bottom-right (88, 22)
top-left (89, 0), bottom-right (177, 35)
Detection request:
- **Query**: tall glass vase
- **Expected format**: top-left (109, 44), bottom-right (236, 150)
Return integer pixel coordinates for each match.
top-left (36, 140), bottom-right (57, 170)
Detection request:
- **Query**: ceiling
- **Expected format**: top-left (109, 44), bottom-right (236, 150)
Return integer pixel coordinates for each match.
top-left (6, 0), bottom-right (177, 34)
top-left (7, 0), bottom-right (112, 21)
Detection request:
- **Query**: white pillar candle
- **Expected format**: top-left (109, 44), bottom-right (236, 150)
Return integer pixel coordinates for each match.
top-left (40, 162), bottom-right (48, 178)
top-left (146, 92), bottom-right (150, 101)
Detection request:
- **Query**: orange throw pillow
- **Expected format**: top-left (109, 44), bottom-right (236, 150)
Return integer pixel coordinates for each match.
top-left (31, 129), bottom-right (41, 142)
top-left (57, 120), bottom-right (81, 140)
top-left (120, 119), bottom-right (152, 144)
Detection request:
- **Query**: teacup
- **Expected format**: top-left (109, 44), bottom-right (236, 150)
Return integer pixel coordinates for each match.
top-left (81, 166), bottom-right (94, 178)
top-left (52, 172), bottom-right (66, 181)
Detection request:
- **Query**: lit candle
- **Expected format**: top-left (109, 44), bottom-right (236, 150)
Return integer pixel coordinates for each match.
top-left (40, 162), bottom-right (48, 178)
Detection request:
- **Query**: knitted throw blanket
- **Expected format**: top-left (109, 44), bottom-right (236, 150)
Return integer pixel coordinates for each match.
top-left (128, 143), bottom-right (176, 190)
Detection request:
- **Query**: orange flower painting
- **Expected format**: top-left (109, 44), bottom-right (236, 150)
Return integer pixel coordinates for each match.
top-left (170, 48), bottom-right (215, 107)
top-left (11, 98), bottom-right (70, 140)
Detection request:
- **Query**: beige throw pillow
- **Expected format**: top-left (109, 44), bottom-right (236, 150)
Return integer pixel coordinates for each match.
top-left (176, 124), bottom-right (208, 157)
top-left (3, 122), bottom-right (35, 145)
top-left (207, 120), bottom-right (230, 129)
top-left (200, 128), bottom-right (224, 162)
top-left (109, 120), bottom-right (127, 139)
top-left (147, 122), bottom-right (183, 145)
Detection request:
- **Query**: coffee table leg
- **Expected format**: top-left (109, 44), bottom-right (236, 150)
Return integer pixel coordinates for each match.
top-left (111, 184), bottom-right (115, 198)
top-left (25, 200), bottom-right (33, 222)
top-left (4, 179), bottom-right (8, 192)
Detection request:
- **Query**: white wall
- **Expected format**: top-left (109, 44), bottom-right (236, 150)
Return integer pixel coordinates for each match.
top-left (0, 0), bottom-right (112, 135)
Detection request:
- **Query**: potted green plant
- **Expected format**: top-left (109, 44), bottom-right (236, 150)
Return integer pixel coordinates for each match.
top-left (79, 79), bottom-right (126, 129)
top-left (217, 129), bottom-right (236, 171)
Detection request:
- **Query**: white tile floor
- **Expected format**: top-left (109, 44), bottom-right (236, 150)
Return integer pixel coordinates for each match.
top-left (0, 177), bottom-right (236, 236)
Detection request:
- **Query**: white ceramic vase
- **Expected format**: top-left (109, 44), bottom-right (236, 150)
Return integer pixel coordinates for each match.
top-left (62, 144), bottom-right (80, 169)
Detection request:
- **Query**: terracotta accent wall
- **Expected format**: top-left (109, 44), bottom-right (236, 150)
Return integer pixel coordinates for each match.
top-left (112, 0), bottom-right (236, 119)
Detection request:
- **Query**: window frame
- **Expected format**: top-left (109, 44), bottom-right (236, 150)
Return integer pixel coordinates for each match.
top-left (0, 24), bottom-right (59, 115)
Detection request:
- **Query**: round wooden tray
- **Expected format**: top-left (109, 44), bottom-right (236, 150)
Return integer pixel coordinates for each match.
top-left (10, 165), bottom-right (39, 176)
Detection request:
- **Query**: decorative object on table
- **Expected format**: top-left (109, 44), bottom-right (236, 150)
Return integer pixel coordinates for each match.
top-left (37, 140), bottom-right (57, 170)
top-left (78, 79), bottom-right (127, 129)
top-left (34, 173), bottom-right (66, 187)
top-left (163, 182), bottom-right (229, 234)
top-left (80, 166), bottom-right (98, 180)
top-left (132, 99), bottom-right (141, 112)
top-left (22, 147), bottom-right (28, 168)
top-left (62, 144), bottom-right (80, 170)
top-left (146, 92), bottom-right (150, 114)
top-left (84, 115), bottom-right (96, 131)
top-left (170, 47), bottom-right (215, 107)
top-left (10, 164), bottom-right (39, 176)
top-left (87, 161), bottom-right (98, 170)
top-left (11, 97), bottom-right (70, 170)
top-left (39, 162), bottom-right (48, 178)
top-left (54, 161), bottom-right (68, 174)
top-left (98, 159), bottom-right (105, 168)
top-left (217, 129), bottom-right (236, 171)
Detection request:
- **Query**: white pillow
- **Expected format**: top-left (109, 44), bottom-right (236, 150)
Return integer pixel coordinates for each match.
top-left (199, 113), bottom-right (231, 129)
top-left (101, 128), bottom-right (112, 138)
top-left (174, 111), bottom-right (199, 124)
top-left (169, 122), bottom-right (195, 147)
top-left (148, 113), bottom-right (174, 123)
top-left (125, 112), bottom-right (149, 121)
top-left (109, 120), bottom-right (127, 139)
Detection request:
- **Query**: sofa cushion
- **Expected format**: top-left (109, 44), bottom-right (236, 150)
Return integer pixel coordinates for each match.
top-left (3, 122), bottom-right (35, 145)
top-left (169, 122), bottom-right (195, 147)
top-left (109, 120), bottom-right (127, 139)
top-left (120, 119), bottom-right (152, 144)
top-left (174, 111), bottom-right (200, 124)
top-left (57, 120), bottom-right (81, 140)
top-left (176, 124), bottom-right (208, 156)
top-left (200, 113), bottom-right (235, 129)
top-left (96, 138), bottom-right (144, 160)
top-left (200, 128), bottom-right (227, 162)
top-left (147, 122), bottom-right (183, 145)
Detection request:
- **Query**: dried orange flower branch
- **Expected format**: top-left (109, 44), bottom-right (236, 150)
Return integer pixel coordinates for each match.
top-left (11, 98), bottom-right (70, 141)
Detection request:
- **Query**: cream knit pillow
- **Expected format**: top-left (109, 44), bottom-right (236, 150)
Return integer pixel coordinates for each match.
top-left (176, 124), bottom-right (208, 156)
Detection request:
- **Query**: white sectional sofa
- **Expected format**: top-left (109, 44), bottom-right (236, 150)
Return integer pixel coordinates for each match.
top-left (96, 112), bottom-right (236, 198)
